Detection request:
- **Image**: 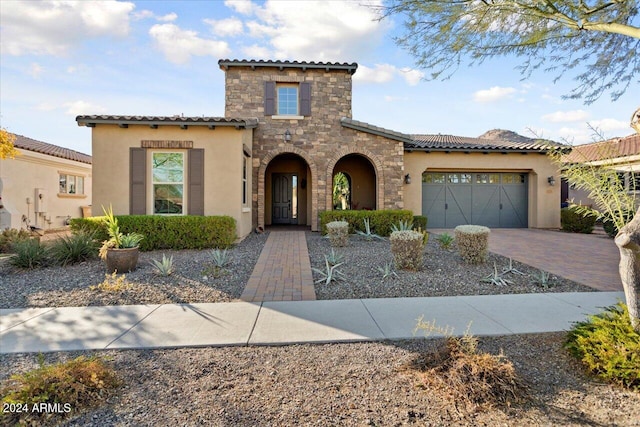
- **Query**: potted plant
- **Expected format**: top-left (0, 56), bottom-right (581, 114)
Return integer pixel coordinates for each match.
top-left (99, 206), bottom-right (144, 273)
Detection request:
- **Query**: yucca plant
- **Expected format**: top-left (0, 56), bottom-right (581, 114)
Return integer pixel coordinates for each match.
top-left (150, 254), bottom-right (174, 276)
top-left (356, 218), bottom-right (383, 241)
top-left (10, 239), bottom-right (49, 269)
top-left (211, 248), bottom-right (230, 268)
top-left (48, 231), bottom-right (98, 266)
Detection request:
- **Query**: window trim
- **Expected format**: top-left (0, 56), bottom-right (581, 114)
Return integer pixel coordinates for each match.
top-left (150, 150), bottom-right (186, 215)
top-left (58, 172), bottom-right (85, 195)
top-left (276, 84), bottom-right (299, 116)
top-left (242, 155), bottom-right (249, 207)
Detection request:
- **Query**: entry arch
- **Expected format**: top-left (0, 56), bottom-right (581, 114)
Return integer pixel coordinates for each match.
top-left (325, 148), bottom-right (384, 211)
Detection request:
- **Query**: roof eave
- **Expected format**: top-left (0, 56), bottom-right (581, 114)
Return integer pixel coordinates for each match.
top-left (76, 117), bottom-right (258, 129)
top-left (341, 120), bottom-right (413, 144)
top-left (218, 59), bottom-right (358, 75)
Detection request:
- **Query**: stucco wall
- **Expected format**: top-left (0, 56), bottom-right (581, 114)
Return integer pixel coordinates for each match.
top-left (91, 124), bottom-right (254, 239)
top-left (404, 151), bottom-right (561, 228)
top-left (0, 149), bottom-right (92, 230)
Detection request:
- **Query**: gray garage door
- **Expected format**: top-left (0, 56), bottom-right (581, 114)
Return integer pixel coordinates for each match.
top-left (422, 172), bottom-right (528, 228)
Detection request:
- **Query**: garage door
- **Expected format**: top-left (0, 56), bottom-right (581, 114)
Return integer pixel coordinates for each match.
top-left (422, 172), bottom-right (528, 228)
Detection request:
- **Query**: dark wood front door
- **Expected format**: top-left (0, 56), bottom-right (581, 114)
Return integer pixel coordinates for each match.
top-left (272, 174), bottom-right (293, 224)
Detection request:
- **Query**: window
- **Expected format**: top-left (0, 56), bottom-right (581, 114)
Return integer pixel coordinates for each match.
top-left (277, 85), bottom-right (298, 115)
top-left (242, 156), bottom-right (249, 206)
top-left (59, 174), bottom-right (84, 194)
top-left (152, 152), bottom-right (184, 214)
top-left (422, 173), bottom-right (445, 184)
top-left (476, 173), bottom-right (500, 184)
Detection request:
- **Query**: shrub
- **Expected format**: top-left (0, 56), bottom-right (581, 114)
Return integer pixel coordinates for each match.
top-left (565, 303), bottom-right (640, 391)
top-left (413, 215), bottom-right (428, 230)
top-left (436, 232), bottom-right (454, 250)
top-left (0, 355), bottom-right (120, 426)
top-left (326, 221), bottom-right (349, 247)
top-left (319, 209), bottom-right (414, 236)
top-left (90, 272), bottom-right (131, 292)
top-left (71, 215), bottom-right (236, 251)
top-left (601, 210), bottom-right (636, 238)
top-left (48, 231), bottom-right (98, 266)
top-left (0, 228), bottom-right (31, 253)
top-left (10, 239), bottom-right (49, 269)
top-left (390, 230), bottom-right (424, 270)
top-left (455, 225), bottom-right (490, 264)
top-left (561, 206), bottom-right (596, 233)
top-left (408, 333), bottom-right (526, 412)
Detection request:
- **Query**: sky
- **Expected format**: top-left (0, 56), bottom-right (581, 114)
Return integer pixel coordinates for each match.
top-left (1, 0), bottom-right (638, 156)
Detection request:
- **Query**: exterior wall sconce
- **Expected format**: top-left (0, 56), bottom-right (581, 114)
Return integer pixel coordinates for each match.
top-left (404, 174), bottom-right (411, 184)
top-left (547, 176), bottom-right (556, 186)
top-left (284, 129), bottom-right (292, 142)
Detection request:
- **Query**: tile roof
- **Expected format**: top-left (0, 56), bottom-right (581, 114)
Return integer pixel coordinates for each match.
top-left (562, 133), bottom-right (640, 163)
top-left (407, 134), bottom-right (553, 152)
top-left (341, 118), bottom-right (555, 152)
top-left (218, 59), bottom-right (358, 74)
top-left (76, 115), bottom-right (259, 128)
top-left (12, 134), bottom-right (91, 164)
top-left (340, 117), bottom-right (413, 143)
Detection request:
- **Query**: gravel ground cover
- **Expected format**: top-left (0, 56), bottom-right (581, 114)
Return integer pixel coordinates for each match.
top-left (0, 232), bottom-right (268, 309)
top-left (307, 233), bottom-right (594, 300)
top-left (2, 333), bottom-right (638, 426)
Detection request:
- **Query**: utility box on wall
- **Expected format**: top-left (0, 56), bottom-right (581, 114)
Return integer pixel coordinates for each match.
top-left (34, 188), bottom-right (47, 213)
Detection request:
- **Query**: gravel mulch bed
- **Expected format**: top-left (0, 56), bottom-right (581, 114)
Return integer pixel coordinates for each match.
top-left (1, 333), bottom-right (638, 426)
top-left (0, 232), bottom-right (268, 309)
top-left (307, 233), bottom-right (594, 300)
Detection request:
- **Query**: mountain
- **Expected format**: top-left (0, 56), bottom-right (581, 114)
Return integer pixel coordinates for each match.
top-left (478, 129), bottom-right (537, 143)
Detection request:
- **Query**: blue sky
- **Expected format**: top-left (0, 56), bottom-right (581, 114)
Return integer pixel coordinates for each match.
top-left (1, 0), bottom-right (638, 155)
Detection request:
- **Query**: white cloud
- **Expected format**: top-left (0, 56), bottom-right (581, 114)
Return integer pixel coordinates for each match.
top-left (229, 0), bottom-right (385, 61)
top-left (28, 63), bottom-right (44, 79)
top-left (149, 24), bottom-right (231, 64)
top-left (355, 64), bottom-right (396, 84)
top-left (354, 64), bottom-right (423, 86)
top-left (63, 100), bottom-right (107, 116)
top-left (242, 44), bottom-right (272, 59)
top-left (384, 95), bottom-right (409, 102)
top-left (224, 0), bottom-right (258, 15)
top-left (134, 10), bottom-right (178, 22)
top-left (542, 110), bottom-right (590, 123)
top-left (589, 118), bottom-right (630, 133)
top-left (473, 86), bottom-right (517, 103)
top-left (204, 17), bottom-right (243, 36)
top-left (399, 67), bottom-right (424, 86)
top-left (1, 0), bottom-right (135, 56)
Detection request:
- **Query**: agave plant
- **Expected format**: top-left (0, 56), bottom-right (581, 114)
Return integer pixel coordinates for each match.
top-left (150, 254), bottom-right (174, 276)
top-left (391, 220), bottom-right (413, 232)
top-left (312, 255), bottom-right (346, 285)
top-left (211, 248), bottom-right (230, 268)
top-left (99, 205), bottom-right (144, 259)
top-left (480, 262), bottom-right (513, 286)
top-left (377, 261), bottom-right (398, 280)
top-left (356, 218), bottom-right (383, 241)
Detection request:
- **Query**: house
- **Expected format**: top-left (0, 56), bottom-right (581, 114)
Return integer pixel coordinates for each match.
top-left (76, 59), bottom-right (561, 239)
top-left (0, 134), bottom-right (92, 230)
top-left (561, 133), bottom-right (640, 207)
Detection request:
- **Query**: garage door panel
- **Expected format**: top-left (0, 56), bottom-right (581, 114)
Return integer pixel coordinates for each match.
top-left (500, 186), bottom-right (528, 228)
top-left (472, 186), bottom-right (500, 228)
top-left (445, 185), bottom-right (472, 227)
top-left (422, 183), bottom-right (446, 228)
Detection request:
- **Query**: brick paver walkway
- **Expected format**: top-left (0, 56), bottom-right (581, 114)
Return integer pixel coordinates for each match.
top-left (431, 228), bottom-right (622, 291)
top-left (241, 231), bottom-right (316, 302)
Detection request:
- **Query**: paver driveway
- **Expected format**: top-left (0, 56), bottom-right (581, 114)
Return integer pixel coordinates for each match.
top-left (433, 228), bottom-right (621, 291)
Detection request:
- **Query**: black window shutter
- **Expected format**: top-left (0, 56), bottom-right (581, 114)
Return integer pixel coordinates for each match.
top-left (300, 82), bottom-right (311, 116)
top-left (188, 148), bottom-right (205, 215)
top-left (264, 81), bottom-right (276, 116)
top-left (129, 147), bottom-right (147, 215)
top-left (130, 148), bottom-right (147, 215)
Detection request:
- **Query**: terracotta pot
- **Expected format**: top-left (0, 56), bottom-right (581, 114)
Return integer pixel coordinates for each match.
top-left (105, 247), bottom-right (139, 273)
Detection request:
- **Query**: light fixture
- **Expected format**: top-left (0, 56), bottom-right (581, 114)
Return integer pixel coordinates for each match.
top-left (284, 129), bottom-right (292, 142)
top-left (547, 176), bottom-right (556, 186)
top-left (404, 174), bottom-right (411, 184)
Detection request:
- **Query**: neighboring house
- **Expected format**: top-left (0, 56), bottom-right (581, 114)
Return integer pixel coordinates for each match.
top-left (561, 133), bottom-right (640, 207)
top-left (0, 134), bottom-right (92, 230)
top-left (77, 59), bottom-right (561, 239)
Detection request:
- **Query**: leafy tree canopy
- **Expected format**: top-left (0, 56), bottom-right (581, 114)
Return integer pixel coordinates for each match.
top-left (0, 129), bottom-right (19, 159)
top-left (383, 0), bottom-right (640, 104)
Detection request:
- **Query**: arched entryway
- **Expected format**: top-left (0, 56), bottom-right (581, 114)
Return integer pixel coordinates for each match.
top-left (264, 153), bottom-right (312, 226)
top-left (332, 154), bottom-right (376, 210)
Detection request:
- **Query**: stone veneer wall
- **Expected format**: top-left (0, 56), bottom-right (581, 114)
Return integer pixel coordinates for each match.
top-left (223, 65), bottom-right (405, 231)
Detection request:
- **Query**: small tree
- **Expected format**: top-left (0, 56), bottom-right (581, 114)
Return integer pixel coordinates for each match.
top-left (0, 128), bottom-right (19, 159)
top-left (549, 121), bottom-right (640, 331)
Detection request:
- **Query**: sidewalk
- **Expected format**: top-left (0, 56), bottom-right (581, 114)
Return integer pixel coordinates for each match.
top-left (0, 291), bottom-right (624, 354)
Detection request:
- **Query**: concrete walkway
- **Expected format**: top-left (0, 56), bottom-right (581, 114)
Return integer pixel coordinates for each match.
top-left (0, 291), bottom-right (624, 354)
top-left (431, 228), bottom-right (622, 291)
top-left (241, 231), bottom-right (315, 302)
